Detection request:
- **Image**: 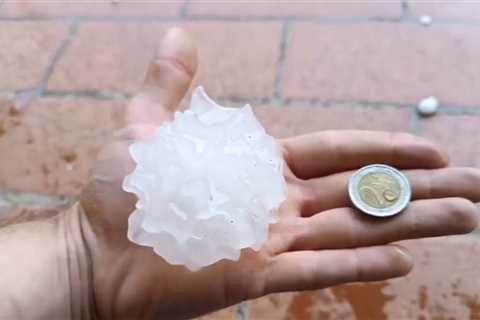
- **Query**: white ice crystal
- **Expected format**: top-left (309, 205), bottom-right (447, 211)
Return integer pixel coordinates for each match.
top-left (417, 96), bottom-right (439, 116)
top-left (123, 87), bottom-right (287, 271)
top-left (419, 15), bottom-right (433, 26)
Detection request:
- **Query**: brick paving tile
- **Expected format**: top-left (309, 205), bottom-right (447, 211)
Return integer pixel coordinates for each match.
top-left (408, 1), bottom-right (480, 21)
top-left (420, 113), bottom-right (480, 167)
top-left (0, 0), bottom-right (182, 17)
top-left (254, 105), bottom-right (411, 139)
top-left (47, 22), bottom-right (163, 93)
top-left (248, 236), bottom-right (480, 319)
top-left (48, 22), bottom-right (281, 97)
top-left (184, 22), bottom-right (281, 98)
top-left (0, 21), bottom-right (69, 90)
top-left (283, 22), bottom-right (480, 107)
top-left (0, 96), bottom-right (126, 196)
top-left (381, 236), bottom-right (480, 319)
top-left (248, 293), bottom-right (295, 320)
top-left (187, 1), bottom-right (401, 18)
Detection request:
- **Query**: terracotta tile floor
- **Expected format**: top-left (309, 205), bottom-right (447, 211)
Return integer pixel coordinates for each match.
top-left (1, 1), bottom-right (479, 319)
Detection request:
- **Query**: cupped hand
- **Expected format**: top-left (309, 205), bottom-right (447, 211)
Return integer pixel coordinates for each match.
top-left (79, 28), bottom-right (480, 320)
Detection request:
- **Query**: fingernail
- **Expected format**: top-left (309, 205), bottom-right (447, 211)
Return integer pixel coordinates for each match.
top-left (440, 149), bottom-right (450, 166)
top-left (393, 245), bottom-right (414, 273)
top-left (156, 27), bottom-right (197, 77)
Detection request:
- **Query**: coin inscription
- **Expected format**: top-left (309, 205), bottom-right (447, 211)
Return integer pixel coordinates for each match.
top-left (358, 172), bottom-right (401, 209)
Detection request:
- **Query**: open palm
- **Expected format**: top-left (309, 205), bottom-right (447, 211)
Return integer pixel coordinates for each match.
top-left (79, 29), bottom-right (480, 320)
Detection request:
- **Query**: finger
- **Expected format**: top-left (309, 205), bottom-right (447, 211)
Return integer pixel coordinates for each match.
top-left (290, 198), bottom-right (479, 252)
top-left (264, 245), bottom-right (412, 294)
top-left (126, 27), bottom-right (197, 129)
top-left (408, 167), bottom-right (480, 201)
top-left (300, 167), bottom-right (480, 215)
top-left (282, 131), bottom-right (448, 179)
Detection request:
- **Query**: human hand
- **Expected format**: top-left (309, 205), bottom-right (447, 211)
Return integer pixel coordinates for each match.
top-left (79, 28), bottom-right (480, 319)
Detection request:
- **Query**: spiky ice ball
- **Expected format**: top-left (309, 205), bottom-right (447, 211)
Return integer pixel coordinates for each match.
top-left (123, 86), bottom-right (287, 271)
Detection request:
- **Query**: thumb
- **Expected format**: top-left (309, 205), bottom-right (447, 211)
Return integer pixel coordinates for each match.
top-left (127, 27), bottom-right (198, 129)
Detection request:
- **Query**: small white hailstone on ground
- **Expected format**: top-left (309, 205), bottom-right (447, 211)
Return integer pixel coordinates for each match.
top-left (419, 15), bottom-right (433, 26)
top-left (417, 96), bottom-right (439, 116)
top-left (123, 86), bottom-right (287, 271)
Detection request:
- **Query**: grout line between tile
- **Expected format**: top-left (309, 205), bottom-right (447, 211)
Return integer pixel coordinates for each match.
top-left (400, 0), bottom-right (410, 21)
top-left (1, 14), bottom-right (480, 27)
top-left (471, 229), bottom-right (480, 238)
top-left (202, 96), bottom-right (415, 109)
top-left (235, 301), bottom-right (249, 320)
top-left (11, 90), bottom-right (480, 115)
top-left (39, 19), bottom-right (79, 92)
top-left (272, 21), bottom-right (289, 104)
top-left (437, 106), bottom-right (480, 115)
top-left (43, 90), bottom-right (130, 101)
top-left (0, 191), bottom-right (75, 208)
top-left (190, 15), bottom-right (395, 23)
top-left (0, 90), bottom-right (15, 96)
top-left (402, 15), bottom-right (480, 26)
top-left (0, 16), bottom-right (70, 21)
top-left (216, 97), bottom-right (480, 117)
top-left (178, 0), bottom-right (190, 19)
top-left (410, 106), bottom-right (422, 135)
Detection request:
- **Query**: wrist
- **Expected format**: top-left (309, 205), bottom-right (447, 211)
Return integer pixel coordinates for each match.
top-left (0, 202), bottom-right (96, 319)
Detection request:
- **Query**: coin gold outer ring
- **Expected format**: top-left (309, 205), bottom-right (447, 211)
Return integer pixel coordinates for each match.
top-left (348, 164), bottom-right (412, 218)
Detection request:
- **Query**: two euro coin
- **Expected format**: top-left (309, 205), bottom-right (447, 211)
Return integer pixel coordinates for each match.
top-left (348, 164), bottom-right (411, 218)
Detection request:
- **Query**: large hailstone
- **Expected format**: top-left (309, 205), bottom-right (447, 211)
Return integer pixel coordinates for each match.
top-left (123, 86), bottom-right (287, 271)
